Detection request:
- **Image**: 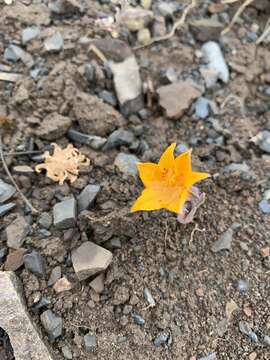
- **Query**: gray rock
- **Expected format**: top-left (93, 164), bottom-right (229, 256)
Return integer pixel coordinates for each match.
top-left (44, 32), bottom-right (64, 52)
top-left (6, 216), bottom-right (30, 249)
top-left (89, 273), bottom-right (104, 294)
top-left (251, 130), bottom-right (270, 153)
top-left (48, 266), bottom-right (62, 286)
top-left (77, 184), bottom-right (100, 212)
top-left (201, 41), bottom-right (229, 86)
top-left (84, 333), bottom-right (97, 352)
top-left (0, 271), bottom-right (54, 359)
top-left (104, 129), bottom-right (135, 150)
top-left (156, 2), bottom-right (178, 17)
top-left (239, 321), bottom-right (258, 342)
top-left (62, 345), bottom-right (73, 359)
top-left (132, 312), bottom-right (145, 325)
top-left (0, 247), bottom-right (8, 265)
top-left (114, 153), bottom-right (139, 176)
top-left (195, 97), bottom-right (211, 119)
top-left (49, 0), bottom-right (84, 15)
top-left (224, 163), bottom-right (250, 173)
top-left (98, 90), bottom-right (117, 107)
top-left (40, 310), bottom-right (63, 341)
top-left (237, 279), bottom-right (249, 293)
top-left (103, 237), bottom-right (122, 250)
top-left (38, 212), bottom-right (52, 229)
top-left (0, 179), bottom-right (16, 203)
top-left (32, 297), bottom-right (51, 313)
top-left (22, 27), bottom-right (40, 44)
top-left (72, 241), bottom-right (112, 281)
top-left (4, 44), bottom-right (34, 68)
top-left (175, 143), bottom-right (189, 156)
top-left (53, 198), bottom-right (77, 229)
top-left (36, 112), bottom-right (71, 141)
top-left (144, 288), bottom-right (155, 307)
top-left (0, 203), bottom-right (16, 217)
top-left (198, 353), bottom-right (216, 360)
top-left (67, 129), bottom-right (107, 150)
top-left (259, 199), bottom-right (270, 214)
top-left (190, 18), bottom-right (223, 42)
top-left (23, 250), bottom-right (45, 277)
top-left (154, 333), bottom-right (169, 347)
top-left (211, 228), bottom-right (233, 252)
top-left (263, 335), bottom-right (270, 346)
top-left (84, 63), bottom-right (95, 82)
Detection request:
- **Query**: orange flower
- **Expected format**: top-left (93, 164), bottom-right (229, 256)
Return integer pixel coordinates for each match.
top-left (131, 143), bottom-right (209, 214)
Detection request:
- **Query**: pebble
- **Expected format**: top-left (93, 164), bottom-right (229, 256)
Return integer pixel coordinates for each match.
top-left (154, 333), bottom-right (170, 347)
top-left (263, 335), bottom-right (270, 346)
top-left (44, 32), bottom-right (64, 52)
top-left (6, 215), bottom-right (31, 249)
top-left (211, 228), bottom-right (233, 252)
top-left (239, 321), bottom-right (258, 342)
top-left (190, 18), bottom-right (223, 42)
top-left (62, 345), bottom-right (73, 359)
top-left (132, 312), bottom-right (145, 325)
top-left (53, 198), bottom-right (77, 230)
top-left (49, 0), bottom-right (84, 15)
top-left (223, 163), bottom-right (250, 173)
top-left (156, 2), bottom-right (178, 17)
top-left (259, 199), bottom-right (270, 214)
top-left (32, 297), bottom-right (51, 314)
top-left (157, 81), bottom-right (202, 119)
top-left (4, 248), bottom-right (27, 271)
top-left (201, 41), bottom-right (229, 86)
top-left (40, 310), bottom-right (63, 341)
top-left (114, 153), bottom-right (139, 176)
top-left (22, 27), bottom-right (40, 44)
top-left (103, 129), bottom-right (135, 150)
top-left (84, 333), bottom-right (96, 352)
top-left (38, 212), bottom-right (52, 229)
top-left (137, 28), bottom-right (151, 46)
top-left (36, 112), bottom-right (71, 141)
top-left (237, 279), bottom-right (249, 293)
top-left (84, 63), bottom-right (95, 82)
top-left (175, 143), bottom-right (189, 156)
top-left (198, 353), bottom-right (216, 360)
top-left (251, 130), bottom-right (270, 153)
top-left (144, 288), bottom-right (155, 307)
top-left (195, 97), bottom-right (211, 119)
top-left (89, 273), bottom-right (105, 294)
top-left (98, 90), bottom-right (117, 107)
top-left (4, 44), bottom-right (34, 68)
top-left (0, 179), bottom-right (16, 203)
top-left (23, 250), bottom-right (45, 277)
top-left (77, 184), bottom-right (100, 212)
top-left (0, 247), bottom-right (7, 265)
top-left (67, 129), bottom-right (106, 150)
top-left (48, 266), bottom-right (62, 286)
top-left (104, 237), bottom-right (122, 250)
top-left (72, 241), bottom-right (112, 281)
top-left (53, 276), bottom-right (72, 293)
top-left (0, 203), bottom-right (16, 217)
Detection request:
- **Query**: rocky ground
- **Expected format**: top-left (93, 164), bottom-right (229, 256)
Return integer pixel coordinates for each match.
top-left (0, 0), bottom-right (270, 359)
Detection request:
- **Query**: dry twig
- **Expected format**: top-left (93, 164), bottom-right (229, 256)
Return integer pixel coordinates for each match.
top-left (222, 0), bottom-right (254, 35)
top-left (189, 223), bottom-right (205, 244)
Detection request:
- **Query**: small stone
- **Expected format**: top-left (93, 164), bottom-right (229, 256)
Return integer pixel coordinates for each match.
top-left (190, 19), bottom-right (223, 42)
top-left (84, 63), bottom-right (95, 82)
top-left (132, 312), bottom-right (145, 325)
top-left (154, 333), bottom-right (169, 347)
top-left (0, 203), bottom-right (16, 217)
top-left (4, 248), bottom-right (27, 271)
top-left (195, 287), bottom-right (204, 297)
top-left (225, 299), bottom-right (238, 321)
top-left (48, 266), bottom-right (62, 286)
top-left (67, 129), bottom-right (106, 150)
top-left (6, 216), bottom-right (30, 249)
top-left (137, 28), bottom-right (151, 46)
top-left (211, 228), bottom-right (233, 252)
top-left (72, 241), bottom-right (112, 281)
top-left (198, 353), bottom-right (216, 360)
top-left (237, 279), bottom-right (249, 293)
top-left (77, 185), bottom-right (100, 212)
top-left (84, 333), bottom-right (96, 352)
top-left (23, 251), bottom-right (45, 277)
top-left (216, 319), bottom-right (228, 337)
top-left (249, 352), bottom-right (257, 360)
top-left (243, 306), bottom-right (252, 317)
top-left (103, 237), bottom-right (122, 250)
top-left (260, 247), bottom-right (270, 258)
top-left (49, 0), bottom-right (84, 15)
top-left (0, 179), bottom-right (16, 202)
top-left (104, 129), bottom-right (135, 150)
top-left (123, 305), bottom-right (132, 315)
top-left (98, 90), bottom-right (117, 107)
top-left (195, 97), bottom-right (211, 119)
top-left (0, 247), bottom-right (8, 265)
top-left (0, 272), bottom-right (54, 359)
top-left (114, 153), bottom-right (139, 176)
top-left (40, 310), bottom-right (63, 341)
top-left (4, 44), bottom-right (34, 68)
top-left (113, 286), bottom-right (130, 305)
top-left (13, 165), bottom-right (34, 174)
top-left (53, 198), bottom-right (77, 229)
top-left (32, 297), bottom-right (51, 314)
top-left (36, 112), bottom-right (71, 141)
top-left (175, 143), bottom-right (189, 156)
top-left (53, 276), bottom-right (72, 293)
top-left (144, 288), bottom-right (155, 307)
top-left (258, 199), bottom-right (270, 214)
top-left (157, 81), bottom-right (202, 119)
top-left (262, 335), bottom-right (270, 347)
top-left (89, 273), bottom-right (105, 294)
top-left (239, 321), bottom-right (258, 342)
top-left (62, 345), bottom-right (73, 359)
top-left (224, 163), bottom-right (250, 173)
top-left (44, 32), bottom-right (64, 52)
top-left (22, 27), bottom-right (40, 44)
top-left (38, 212), bottom-right (52, 229)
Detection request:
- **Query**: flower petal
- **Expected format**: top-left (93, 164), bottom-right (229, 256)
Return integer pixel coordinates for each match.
top-left (166, 189), bottom-right (189, 213)
top-left (185, 171), bottom-right (210, 189)
top-left (175, 150), bottom-right (192, 174)
top-left (131, 188), bottom-right (165, 212)
top-left (158, 143), bottom-right (176, 170)
top-left (138, 163), bottom-right (162, 187)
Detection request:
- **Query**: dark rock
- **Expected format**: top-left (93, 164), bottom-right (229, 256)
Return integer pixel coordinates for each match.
top-left (67, 129), bottom-right (106, 150)
top-left (4, 44), bottom-right (34, 68)
top-left (48, 266), bottom-right (62, 286)
top-left (154, 333), bottom-right (169, 347)
top-left (103, 129), bottom-right (135, 150)
top-left (53, 198), bottom-right (77, 229)
top-left (190, 18), bottom-right (223, 42)
top-left (6, 216), bottom-right (31, 249)
top-left (0, 179), bottom-right (16, 203)
top-left (49, 0), bottom-right (84, 15)
top-left (38, 212), bottom-right (52, 229)
top-left (40, 310), bottom-right (63, 341)
top-left (77, 185), bottom-right (100, 212)
top-left (0, 203), bottom-right (16, 217)
top-left (98, 90), bottom-right (117, 107)
top-left (0, 247), bottom-right (8, 265)
top-left (103, 237), bottom-right (122, 250)
top-left (132, 312), bottom-right (145, 325)
top-left (4, 248), bottom-right (27, 271)
top-left (23, 250), bottom-right (45, 277)
top-left (84, 63), bottom-right (95, 82)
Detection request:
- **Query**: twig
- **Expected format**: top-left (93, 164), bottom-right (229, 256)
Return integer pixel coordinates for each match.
top-left (256, 17), bottom-right (270, 44)
top-left (134, 0), bottom-right (197, 50)
top-left (3, 149), bottom-right (45, 157)
top-left (0, 133), bottom-right (38, 214)
top-left (89, 44), bottom-right (108, 64)
top-left (222, 0), bottom-right (254, 35)
top-left (189, 223), bottom-right (205, 244)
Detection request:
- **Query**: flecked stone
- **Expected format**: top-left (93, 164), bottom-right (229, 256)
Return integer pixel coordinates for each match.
top-left (4, 248), bottom-right (27, 271)
top-left (38, 212), bottom-right (52, 229)
top-left (114, 153), bottom-right (139, 176)
top-left (6, 215), bottom-right (30, 249)
top-left (154, 333), bottom-right (169, 347)
top-left (36, 112), bottom-right (71, 141)
top-left (40, 310), bottom-right (63, 341)
top-left (23, 250), bottom-right (45, 277)
top-left (53, 276), bottom-right (72, 293)
top-left (53, 198), bottom-right (77, 229)
top-left (0, 179), bottom-right (16, 202)
top-left (22, 27), bottom-right (40, 44)
top-left (84, 333), bottom-right (96, 352)
top-left (44, 32), bottom-right (64, 52)
top-left (77, 184), bottom-right (100, 212)
top-left (0, 271), bottom-right (54, 359)
top-left (72, 241), bottom-right (112, 281)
